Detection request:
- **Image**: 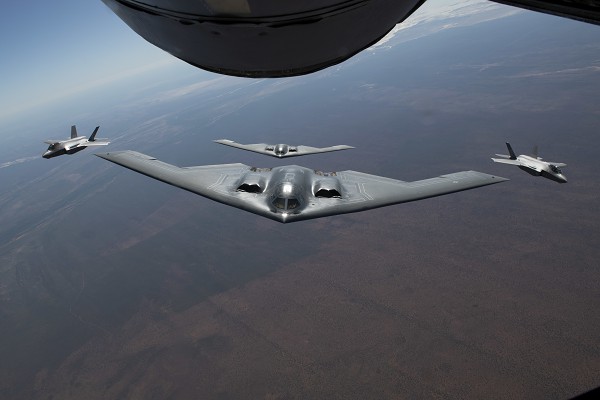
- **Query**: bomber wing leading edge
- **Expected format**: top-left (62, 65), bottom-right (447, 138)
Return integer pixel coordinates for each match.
top-left (214, 139), bottom-right (354, 158)
top-left (97, 150), bottom-right (507, 223)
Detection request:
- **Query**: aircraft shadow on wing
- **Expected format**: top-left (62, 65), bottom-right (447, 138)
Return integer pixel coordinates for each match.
top-left (97, 146), bottom-right (508, 223)
top-left (214, 139), bottom-right (354, 158)
top-left (492, 142), bottom-right (567, 183)
top-left (43, 125), bottom-right (110, 159)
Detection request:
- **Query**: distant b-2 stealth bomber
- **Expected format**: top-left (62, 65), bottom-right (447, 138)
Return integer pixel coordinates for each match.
top-left (214, 139), bottom-right (354, 158)
top-left (43, 125), bottom-right (109, 159)
top-left (492, 142), bottom-right (567, 183)
top-left (97, 149), bottom-right (507, 223)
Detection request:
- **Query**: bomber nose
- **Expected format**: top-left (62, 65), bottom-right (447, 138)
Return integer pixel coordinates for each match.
top-left (274, 144), bottom-right (288, 157)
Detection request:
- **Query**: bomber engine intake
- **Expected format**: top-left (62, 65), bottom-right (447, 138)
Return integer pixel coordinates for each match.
top-left (313, 178), bottom-right (342, 198)
top-left (236, 173), bottom-right (267, 193)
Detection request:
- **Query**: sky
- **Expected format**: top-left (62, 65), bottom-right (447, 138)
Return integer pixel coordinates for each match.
top-left (0, 0), bottom-right (499, 124)
top-left (0, 0), bottom-right (185, 121)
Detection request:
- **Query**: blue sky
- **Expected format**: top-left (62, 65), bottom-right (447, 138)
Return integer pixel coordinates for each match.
top-left (1, 0), bottom-right (527, 126)
top-left (0, 0), bottom-right (186, 121)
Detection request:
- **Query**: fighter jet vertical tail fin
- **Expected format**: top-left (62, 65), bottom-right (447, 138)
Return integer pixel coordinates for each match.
top-left (506, 142), bottom-right (517, 160)
top-left (89, 126), bottom-right (100, 142)
top-left (71, 125), bottom-right (78, 139)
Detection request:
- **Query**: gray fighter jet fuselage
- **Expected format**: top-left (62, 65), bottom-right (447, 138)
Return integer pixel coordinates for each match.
top-left (43, 125), bottom-right (109, 159)
top-left (97, 150), bottom-right (507, 223)
top-left (492, 142), bottom-right (567, 183)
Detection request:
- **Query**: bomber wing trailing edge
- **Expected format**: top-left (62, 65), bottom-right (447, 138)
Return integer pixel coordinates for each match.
top-left (491, 142), bottom-right (567, 183)
top-left (97, 150), bottom-right (507, 223)
top-left (214, 139), bottom-right (354, 158)
top-left (43, 125), bottom-right (110, 159)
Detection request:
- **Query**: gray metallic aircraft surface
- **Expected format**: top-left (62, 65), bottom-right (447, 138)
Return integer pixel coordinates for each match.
top-left (100, 0), bottom-right (600, 78)
top-left (214, 139), bottom-right (354, 158)
top-left (43, 126), bottom-right (110, 159)
top-left (97, 150), bottom-right (507, 223)
top-left (492, 142), bottom-right (567, 183)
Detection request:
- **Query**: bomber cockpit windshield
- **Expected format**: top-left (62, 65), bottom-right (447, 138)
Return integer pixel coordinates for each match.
top-left (274, 144), bottom-right (288, 156)
top-left (272, 183), bottom-right (302, 212)
top-left (273, 196), bottom-right (300, 211)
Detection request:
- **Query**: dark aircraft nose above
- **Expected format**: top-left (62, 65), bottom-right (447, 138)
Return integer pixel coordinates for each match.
top-left (100, 0), bottom-right (427, 78)
top-left (101, 1), bottom-right (600, 78)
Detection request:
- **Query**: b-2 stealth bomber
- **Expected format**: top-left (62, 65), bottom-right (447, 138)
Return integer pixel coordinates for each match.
top-left (492, 142), bottom-right (567, 183)
top-left (97, 150), bottom-right (507, 223)
top-left (43, 125), bottom-right (109, 159)
top-left (214, 139), bottom-right (354, 158)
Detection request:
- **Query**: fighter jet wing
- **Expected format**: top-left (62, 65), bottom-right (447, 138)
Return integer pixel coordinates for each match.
top-left (44, 140), bottom-right (61, 145)
top-left (550, 162), bottom-right (567, 167)
top-left (214, 139), bottom-right (353, 158)
top-left (83, 141), bottom-right (110, 147)
top-left (296, 170), bottom-right (508, 221)
top-left (491, 158), bottom-right (521, 165)
top-left (68, 142), bottom-right (95, 150)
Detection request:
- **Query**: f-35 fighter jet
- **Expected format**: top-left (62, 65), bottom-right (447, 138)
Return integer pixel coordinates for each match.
top-left (97, 150), bottom-right (507, 223)
top-left (492, 142), bottom-right (567, 183)
top-left (43, 125), bottom-right (109, 159)
top-left (214, 139), bottom-right (354, 158)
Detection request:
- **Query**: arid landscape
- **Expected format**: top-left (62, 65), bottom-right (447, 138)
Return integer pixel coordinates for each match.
top-left (1, 3), bottom-right (599, 399)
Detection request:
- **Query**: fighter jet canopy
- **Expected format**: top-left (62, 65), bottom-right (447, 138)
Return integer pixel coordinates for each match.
top-left (101, 0), bottom-right (425, 77)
